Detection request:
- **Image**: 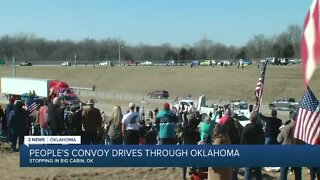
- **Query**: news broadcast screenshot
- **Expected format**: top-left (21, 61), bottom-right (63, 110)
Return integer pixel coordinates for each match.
top-left (0, 0), bottom-right (320, 179)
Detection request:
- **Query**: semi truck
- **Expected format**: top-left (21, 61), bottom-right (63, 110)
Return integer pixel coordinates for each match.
top-left (0, 77), bottom-right (80, 105)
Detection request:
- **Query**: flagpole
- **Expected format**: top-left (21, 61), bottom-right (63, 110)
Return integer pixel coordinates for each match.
top-left (260, 60), bottom-right (268, 113)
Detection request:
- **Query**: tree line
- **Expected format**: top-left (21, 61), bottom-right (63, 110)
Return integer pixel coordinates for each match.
top-left (0, 24), bottom-right (302, 63)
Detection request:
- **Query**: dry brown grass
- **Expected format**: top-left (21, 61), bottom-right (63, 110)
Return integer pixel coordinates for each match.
top-left (1, 65), bottom-right (319, 103)
top-left (1, 65), bottom-right (319, 180)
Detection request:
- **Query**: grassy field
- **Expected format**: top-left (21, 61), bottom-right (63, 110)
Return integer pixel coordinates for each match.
top-left (1, 64), bottom-right (319, 180)
top-left (1, 64), bottom-right (319, 103)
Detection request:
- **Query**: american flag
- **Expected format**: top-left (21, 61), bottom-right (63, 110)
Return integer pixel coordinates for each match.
top-left (26, 98), bottom-right (37, 114)
top-left (301, 0), bottom-right (320, 87)
top-left (293, 87), bottom-right (320, 145)
top-left (254, 60), bottom-right (268, 112)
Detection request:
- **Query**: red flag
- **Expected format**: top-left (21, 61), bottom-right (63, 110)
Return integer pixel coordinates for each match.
top-left (301, 0), bottom-right (320, 87)
top-left (293, 87), bottom-right (320, 145)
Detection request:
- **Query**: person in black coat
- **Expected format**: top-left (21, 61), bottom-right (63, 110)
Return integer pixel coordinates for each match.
top-left (9, 100), bottom-right (28, 151)
top-left (181, 113), bottom-right (200, 180)
top-left (67, 105), bottom-right (82, 135)
top-left (241, 111), bottom-right (264, 180)
top-left (259, 110), bottom-right (282, 144)
top-left (48, 97), bottom-right (65, 135)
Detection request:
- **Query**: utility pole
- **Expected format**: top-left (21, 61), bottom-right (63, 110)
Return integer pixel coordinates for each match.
top-left (12, 56), bottom-right (16, 77)
top-left (118, 44), bottom-right (121, 66)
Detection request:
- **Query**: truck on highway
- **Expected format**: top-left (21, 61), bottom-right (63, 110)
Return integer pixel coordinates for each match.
top-left (0, 77), bottom-right (80, 105)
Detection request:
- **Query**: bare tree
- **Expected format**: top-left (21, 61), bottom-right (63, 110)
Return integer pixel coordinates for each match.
top-left (287, 24), bottom-right (302, 58)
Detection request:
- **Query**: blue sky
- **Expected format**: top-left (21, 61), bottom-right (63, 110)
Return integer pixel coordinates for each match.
top-left (0, 0), bottom-right (312, 47)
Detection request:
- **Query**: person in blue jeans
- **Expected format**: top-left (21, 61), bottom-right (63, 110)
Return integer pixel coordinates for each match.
top-left (279, 167), bottom-right (301, 180)
top-left (258, 110), bottom-right (282, 145)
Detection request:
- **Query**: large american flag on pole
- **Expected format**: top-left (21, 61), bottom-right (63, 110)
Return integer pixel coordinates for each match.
top-left (254, 60), bottom-right (268, 112)
top-left (293, 87), bottom-right (320, 145)
top-left (301, 0), bottom-right (320, 87)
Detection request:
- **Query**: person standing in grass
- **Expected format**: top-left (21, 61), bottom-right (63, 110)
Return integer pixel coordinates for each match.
top-left (108, 105), bottom-right (123, 144)
top-left (82, 99), bottom-right (102, 144)
top-left (155, 102), bottom-right (178, 144)
top-left (37, 98), bottom-right (50, 136)
top-left (259, 110), bottom-right (282, 144)
top-left (240, 111), bottom-right (264, 180)
top-left (277, 112), bottom-right (303, 180)
top-left (9, 100), bottom-right (28, 152)
top-left (122, 103), bottom-right (140, 144)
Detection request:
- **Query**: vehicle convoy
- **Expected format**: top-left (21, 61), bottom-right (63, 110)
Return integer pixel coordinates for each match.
top-left (269, 97), bottom-right (299, 111)
top-left (0, 77), bottom-right (80, 105)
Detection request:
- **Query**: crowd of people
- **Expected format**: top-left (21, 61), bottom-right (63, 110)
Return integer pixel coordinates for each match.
top-left (1, 97), bottom-right (320, 180)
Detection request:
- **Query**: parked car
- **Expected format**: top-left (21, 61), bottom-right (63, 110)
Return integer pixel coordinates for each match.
top-left (269, 97), bottom-right (299, 111)
top-left (190, 60), bottom-right (200, 66)
top-left (163, 60), bottom-right (175, 66)
top-left (222, 60), bottom-right (231, 66)
top-left (279, 58), bottom-right (289, 65)
top-left (124, 60), bottom-right (139, 66)
top-left (289, 59), bottom-right (302, 64)
top-left (61, 61), bottom-right (71, 66)
top-left (20, 61), bottom-right (32, 66)
top-left (98, 61), bottom-right (113, 66)
top-left (230, 99), bottom-right (251, 119)
top-left (141, 61), bottom-right (153, 66)
top-left (200, 60), bottom-right (212, 66)
top-left (148, 90), bottom-right (169, 99)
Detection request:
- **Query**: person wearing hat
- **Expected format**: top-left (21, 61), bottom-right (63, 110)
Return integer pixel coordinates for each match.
top-left (277, 112), bottom-right (302, 180)
top-left (121, 103), bottom-right (140, 144)
top-left (82, 99), bottom-right (102, 144)
top-left (155, 102), bottom-right (178, 144)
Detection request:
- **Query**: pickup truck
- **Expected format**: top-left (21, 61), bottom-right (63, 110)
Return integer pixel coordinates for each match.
top-left (230, 99), bottom-right (252, 119)
top-left (173, 95), bottom-right (217, 115)
top-left (269, 97), bottom-right (299, 111)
